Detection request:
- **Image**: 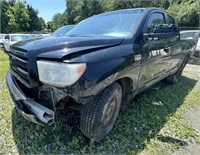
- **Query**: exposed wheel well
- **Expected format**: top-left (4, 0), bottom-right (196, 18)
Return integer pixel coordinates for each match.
top-left (116, 77), bottom-right (133, 100)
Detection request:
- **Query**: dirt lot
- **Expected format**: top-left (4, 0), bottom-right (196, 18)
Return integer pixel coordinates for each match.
top-left (0, 50), bottom-right (200, 154)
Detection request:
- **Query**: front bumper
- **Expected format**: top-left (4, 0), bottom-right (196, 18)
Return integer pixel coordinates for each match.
top-left (6, 71), bottom-right (54, 125)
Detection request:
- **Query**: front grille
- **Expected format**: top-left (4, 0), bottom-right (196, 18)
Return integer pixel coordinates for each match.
top-left (9, 48), bottom-right (30, 87)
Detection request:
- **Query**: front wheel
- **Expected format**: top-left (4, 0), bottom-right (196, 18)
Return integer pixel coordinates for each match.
top-left (80, 82), bottom-right (122, 141)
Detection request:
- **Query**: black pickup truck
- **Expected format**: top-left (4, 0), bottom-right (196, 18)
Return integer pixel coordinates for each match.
top-left (7, 7), bottom-right (193, 141)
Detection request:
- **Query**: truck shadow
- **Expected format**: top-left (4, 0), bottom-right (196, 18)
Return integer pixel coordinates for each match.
top-left (11, 76), bottom-right (197, 154)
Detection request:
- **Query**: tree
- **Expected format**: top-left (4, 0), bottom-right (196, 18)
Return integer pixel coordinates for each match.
top-left (66, 0), bottom-right (104, 24)
top-left (52, 13), bottom-right (64, 29)
top-left (6, 4), bottom-right (21, 32)
top-left (65, 0), bottom-right (199, 28)
top-left (38, 17), bottom-right (46, 30)
top-left (2, 0), bottom-right (30, 32)
top-left (0, 0), bottom-right (10, 33)
top-left (61, 10), bottom-right (68, 25)
top-left (13, 1), bottom-right (30, 31)
top-left (27, 5), bottom-right (46, 31)
top-left (0, 0), bottom-right (46, 33)
top-left (65, 0), bottom-right (171, 24)
top-left (47, 21), bottom-right (56, 31)
top-left (27, 4), bottom-right (38, 31)
top-left (66, 0), bottom-right (83, 24)
top-left (50, 10), bottom-right (69, 30)
top-left (167, 0), bottom-right (199, 27)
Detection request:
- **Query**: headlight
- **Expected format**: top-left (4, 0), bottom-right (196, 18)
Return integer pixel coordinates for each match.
top-left (37, 60), bottom-right (86, 87)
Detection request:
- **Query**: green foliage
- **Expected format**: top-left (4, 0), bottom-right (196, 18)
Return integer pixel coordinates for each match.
top-left (0, 0), bottom-right (10, 33)
top-left (64, 0), bottom-right (199, 28)
top-left (51, 13), bottom-right (66, 30)
top-left (167, 0), bottom-right (199, 27)
top-left (47, 21), bottom-right (56, 32)
top-left (8, 1), bottom-right (30, 32)
top-left (1, 0), bottom-right (199, 33)
top-left (66, 0), bottom-right (104, 24)
top-left (0, 0), bottom-right (46, 33)
top-left (27, 5), bottom-right (46, 31)
top-left (38, 17), bottom-right (46, 31)
top-left (66, 0), bottom-right (170, 24)
top-left (47, 10), bottom-right (68, 31)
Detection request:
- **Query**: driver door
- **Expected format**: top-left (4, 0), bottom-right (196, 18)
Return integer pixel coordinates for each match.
top-left (139, 12), bottom-right (170, 88)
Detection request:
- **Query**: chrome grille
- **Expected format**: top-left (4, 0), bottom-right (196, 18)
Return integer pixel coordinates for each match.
top-left (9, 48), bottom-right (30, 87)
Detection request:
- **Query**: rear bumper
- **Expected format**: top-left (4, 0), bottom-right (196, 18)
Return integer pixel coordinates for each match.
top-left (6, 71), bottom-right (54, 125)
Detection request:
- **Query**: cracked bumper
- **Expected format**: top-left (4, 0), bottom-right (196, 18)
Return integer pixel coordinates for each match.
top-left (6, 71), bottom-right (54, 125)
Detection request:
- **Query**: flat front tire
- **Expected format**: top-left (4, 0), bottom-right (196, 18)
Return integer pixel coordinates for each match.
top-left (80, 82), bottom-right (122, 141)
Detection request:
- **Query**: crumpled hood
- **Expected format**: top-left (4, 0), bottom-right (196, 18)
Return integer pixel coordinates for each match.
top-left (12, 36), bottom-right (124, 59)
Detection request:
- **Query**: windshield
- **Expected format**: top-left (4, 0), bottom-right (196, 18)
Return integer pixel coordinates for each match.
top-left (52, 25), bottom-right (74, 36)
top-left (66, 9), bottom-right (145, 38)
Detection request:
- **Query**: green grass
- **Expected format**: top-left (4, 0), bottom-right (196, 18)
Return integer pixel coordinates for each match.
top-left (0, 50), bottom-right (9, 61)
top-left (0, 49), bottom-right (199, 154)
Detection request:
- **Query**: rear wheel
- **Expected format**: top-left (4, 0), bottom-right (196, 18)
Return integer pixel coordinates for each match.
top-left (166, 56), bottom-right (189, 84)
top-left (80, 82), bottom-right (122, 141)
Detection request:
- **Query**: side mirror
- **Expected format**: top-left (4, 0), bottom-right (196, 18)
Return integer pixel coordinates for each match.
top-left (153, 24), bottom-right (179, 34)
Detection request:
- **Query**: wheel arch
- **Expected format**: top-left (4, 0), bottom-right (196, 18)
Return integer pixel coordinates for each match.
top-left (116, 77), bottom-right (134, 102)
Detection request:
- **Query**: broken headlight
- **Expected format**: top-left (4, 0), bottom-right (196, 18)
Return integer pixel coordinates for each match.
top-left (37, 60), bottom-right (86, 87)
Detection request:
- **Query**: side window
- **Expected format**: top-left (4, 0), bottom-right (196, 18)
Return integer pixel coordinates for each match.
top-left (167, 15), bottom-right (175, 24)
top-left (146, 13), bottom-right (165, 33)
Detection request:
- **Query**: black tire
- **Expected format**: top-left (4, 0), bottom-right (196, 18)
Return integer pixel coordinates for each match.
top-left (80, 82), bottom-right (122, 141)
top-left (166, 56), bottom-right (189, 84)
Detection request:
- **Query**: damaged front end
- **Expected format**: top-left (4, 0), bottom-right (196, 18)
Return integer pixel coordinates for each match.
top-left (6, 70), bottom-right (85, 125)
top-left (7, 71), bottom-right (55, 125)
top-left (6, 35), bottom-right (125, 126)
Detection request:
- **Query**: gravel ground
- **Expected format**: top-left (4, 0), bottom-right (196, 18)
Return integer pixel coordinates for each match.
top-left (167, 64), bottom-right (200, 155)
top-left (184, 64), bottom-right (200, 74)
top-left (139, 63), bottom-right (200, 155)
top-left (166, 107), bottom-right (200, 155)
